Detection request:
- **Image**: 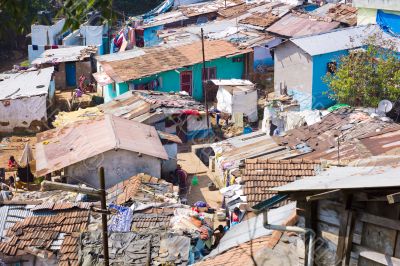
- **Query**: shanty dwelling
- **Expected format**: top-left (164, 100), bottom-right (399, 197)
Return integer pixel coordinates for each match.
top-left (213, 79), bottom-right (258, 123)
top-left (269, 163), bottom-right (400, 266)
top-left (99, 90), bottom-right (212, 142)
top-left (27, 18), bottom-right (68, 63)
top-left (0, 67), bottom-right (55, 133)
top-left (32, 46), bottom-right (98, 90)
top-left (354, 0), bottom-right (400, 27)
top-left (273, 25), bottom-right (400, 110)
top-left (35, 114), bottom-right (168, 189)
top-left (95, 40), bottom-right (253, 102)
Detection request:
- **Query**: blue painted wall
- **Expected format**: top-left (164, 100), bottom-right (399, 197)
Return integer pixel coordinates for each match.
top-left (311, 50), bottom-right (349, 109)
top-left (144, 25), bottom-right (164, 47)
top-left (104, 54), bottom-right (245, 102)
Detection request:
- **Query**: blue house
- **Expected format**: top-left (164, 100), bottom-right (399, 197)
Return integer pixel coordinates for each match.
top-left (273, 25), bottom-right (400, 110)
top-left (96, 39), bottom-right (252, 103)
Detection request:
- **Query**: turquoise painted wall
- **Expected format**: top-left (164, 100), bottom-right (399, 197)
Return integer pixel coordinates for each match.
top-left (104, 83), bottom-right (117, 102)
top-left (311, 50), bottom-right (349, 109)
top-left (105, 55), bottom-right (245, 102)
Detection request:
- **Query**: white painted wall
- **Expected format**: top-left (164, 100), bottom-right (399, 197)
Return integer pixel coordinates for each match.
top-left (65, 149), bottom-right (162, 189)
top-left (187, 114), bottom-right (209, 132)
top-left (274, 41), bottom-right (313, 96)
top-left (0, 95), bottom-right (48, 133)
top-left (217, 87), bottom-right (258, 122)
top-left (31, 19), bottom-right (66, 46)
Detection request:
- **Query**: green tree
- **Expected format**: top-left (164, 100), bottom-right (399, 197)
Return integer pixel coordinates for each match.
top-left (323, 32), bottom-right (400, 107)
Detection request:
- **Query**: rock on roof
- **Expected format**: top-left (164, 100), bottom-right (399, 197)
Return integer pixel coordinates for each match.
top-left (243, 159), bottom-right (320, 207)
top-left (35, 115), bottom-right (168, 176)
top-left (106, 173), bottom-right (177, 205)
top-left (99, 40), bottom-right (250, 83)
top-left (0, 67), bottom-right (54, 100)
top-left (32, 46), bottom-right (97, 65)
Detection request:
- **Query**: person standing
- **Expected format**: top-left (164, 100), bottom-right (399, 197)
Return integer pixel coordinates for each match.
top-left (175, 164), bottom-right (188, 196)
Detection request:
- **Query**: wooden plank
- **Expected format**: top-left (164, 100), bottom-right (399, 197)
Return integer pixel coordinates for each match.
top-left (359, 250), bottom-right (400, 265)
top-left (304, 201), bottom-right (317, 266)
top-left (387, 192), bottom-right (400, 204)
top-left (358, 212), bottom-right (400, 231)
top-left (318, 200), bottom-right (344, 226)
top-left (344, 211), bottom-right (356, 266)
top-left (307, 189), bottom-right (342, 202)
top-left (41, 180), bottom-right (101, 196)
top-left (335, 195), bottom-right (353, 265)
top-left (361, 223), bottom-right (396, 255)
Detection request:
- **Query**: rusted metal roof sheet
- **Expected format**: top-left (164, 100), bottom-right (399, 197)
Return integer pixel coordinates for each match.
top-left (35, 115), bottom-right (168, 176)
top-left (101, 40), bottom-right (251, 83)
top-left (266, 12), bottom-right (340, 37)
top-left (311, 3), bottom-right (357, 26)
top-left (274, 108), bottom-right (400, 162)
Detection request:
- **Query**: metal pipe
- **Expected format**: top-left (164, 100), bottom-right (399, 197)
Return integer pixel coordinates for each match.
top-left (262, 211), bottom-right (314, 266)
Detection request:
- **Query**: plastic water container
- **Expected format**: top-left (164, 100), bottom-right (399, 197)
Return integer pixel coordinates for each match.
top-left (243, 127), bottom-right (252, 134)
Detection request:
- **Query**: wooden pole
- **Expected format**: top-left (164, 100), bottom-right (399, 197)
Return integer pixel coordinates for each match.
top-left (201, 28), bottom-right (210, 141)
top-left (99, 167), bottom-right (110, 266)
top-left (41, 180), bottom-right (101, 197)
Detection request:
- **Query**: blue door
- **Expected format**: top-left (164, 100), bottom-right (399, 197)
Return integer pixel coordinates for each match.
top-left (65, 62), bottom-right (76, 87)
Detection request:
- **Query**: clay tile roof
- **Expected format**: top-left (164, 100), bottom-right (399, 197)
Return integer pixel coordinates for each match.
top-left (101, 40), bottom-right (250, 83)
top-left (242, 159), bottom-right (320, 207)
top-left (131, 214), bottom-right (172, 231)
top-left (0, 210), bottom-right (89, 258)
top-left (59, 232), bottom-right (80, 266)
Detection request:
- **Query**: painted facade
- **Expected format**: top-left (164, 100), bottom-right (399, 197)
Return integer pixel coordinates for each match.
top-left (104, 54), bottom-right (246, 102)
top-left (274, 42), bottom-right (348, 110)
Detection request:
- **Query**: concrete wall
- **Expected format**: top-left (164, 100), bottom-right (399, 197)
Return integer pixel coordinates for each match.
top-left (311, 50), bottom-right (349, 109)
top-left (353, 0), bottom-right (400, 11)
top-left (274, 41), bottom-right (313, 97)
top-left (1, 254), bottom-right (58, 266)
top-left (162, 143), bottom-right (178, 177)
top-left (31, 19), bottom-right (66, 46)
top-left (0, 95), bottom-right (48, 133)
top-left (104, 54), bottom-right (246, 102)
top-left (358, 7), bottom-right (400, 25)
top-left (65, 149), bottom-right (161, 189)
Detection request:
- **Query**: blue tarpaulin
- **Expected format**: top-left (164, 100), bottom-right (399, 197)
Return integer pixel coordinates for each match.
top-left (143, 0), bottom-right (174, 19)
top-left (108, 204), bottom-right (133, 232)
top-left (376, 10), bottom-right (400, 37)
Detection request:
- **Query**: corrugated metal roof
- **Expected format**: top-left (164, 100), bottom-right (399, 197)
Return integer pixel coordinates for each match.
top-left (0, 67), bottom-right (54, 100)
top-left (290, 24), bottom-right (400, 56)
top-left (275, 164), bottom-right (400, 192)
top-left (32, 46), bottom-right (97, 64)
top-left (266, 12), bottom-right (340, 38)
top-left (310, 3), bottom-right (357, 26)
top-left (35, 114), bottom-right (168, 176)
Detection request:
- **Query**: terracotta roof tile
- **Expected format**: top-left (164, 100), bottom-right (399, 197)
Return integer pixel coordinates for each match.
top-left (242, 159), bottom-right (320, 207)
top-left (0, 210), bottom-right (89, 259)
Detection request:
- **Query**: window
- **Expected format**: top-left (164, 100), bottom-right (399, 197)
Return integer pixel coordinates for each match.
top-left (327, 61), bottom-right (337, 74)
top-left (202, 67), bottom-right (217, 81)
top-left (232, 57), bottom-right (243, 63)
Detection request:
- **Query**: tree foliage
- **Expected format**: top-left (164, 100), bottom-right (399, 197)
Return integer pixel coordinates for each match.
top-left (323, 33), bottom-right (400, 107)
